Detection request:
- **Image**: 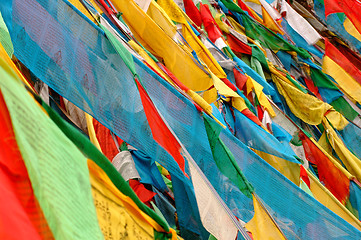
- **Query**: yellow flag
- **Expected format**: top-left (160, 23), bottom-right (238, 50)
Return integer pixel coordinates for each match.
top-left (211, 72), bottom-right (250, 113)
top-left (323, 56), bottom-right (361, 105)
top-left (212, 73), bottom-right (239, 99)
top-left (246, 194), bottom-right (286, 240)
top-left (186, 89), bottom-right (213, 114)
top-left (324, 110), bottom-right (349, 130)
top-left (272, 73), bottom-right (348, 129)
top-left (245, 0), bottom-right (260, 4)
top-left (262, 6), bottom-right (284, 35)
top-left (156, 0), bottom-right (187, 24)
top-left (344, 17), bottom-right (361, 42)
top-left (323, 119), bottom-right (361, 183)
top-left (273, 73), bottom-right (331, 125)
top-left (128, 38), bottom-right (225, 126)
top-left (113, 0), bottom-right (214, 92)
top-left (318, 132), bottom-right (335, 158)
top-left (215, 14), bottom-right (231, 34)
top-left (253, 149), bottom-right (300, 185)
top-left (146, 1), bottom-right (178, 39)
top-left (227, 16), bottom-right (247, 34)
top-left (246, 76), bottom-right (276, 117)
top-left (155, 0), bottom-right (227, 80)
top-left (85, 113), bottom-right (102, 151)
top-left (89, 161), bottom-right (154, 239)
top-left (128, 40), bottom-right (174, 83)
top-left (88, 160), bottom-right (177, 239)
top-left (182, 24), bottom-right (228, 79)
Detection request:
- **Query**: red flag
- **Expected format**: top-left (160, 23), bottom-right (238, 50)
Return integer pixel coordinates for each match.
top-left (93, 118), bottom-right (121, 161)
top-left (237, 0), bottom-right (258, 22)
top-left (135, 79), bottom-right (187, 175)
top-left (337, 44), bottom-right (361, 71)
top-left (128, 179), bottom-right (156, 207)
top-left (183, 0), bottom-right (203, 27)
top-left (0, 92), bottom-right (54, 239)
top-left (324, 0), bottom-right (343, 16)
top-left (300, 165), bottom-right (310, 188)
top-left (226, 33), bottom-right (253, 55)
top-left (324, 0), bottom-right (361, 34)
top-left (304, 78), bottom-right (322, 100)
top-left (300, 132), bottom-right (350, 204)
top-left (256, 105), bottom-right (264, 122)
top-left (241, 108), bottom-right (263, 127)
top-left (200, 4), bottom-right (223, 43)
top-left (233, 68), bottom-right (248, 90)
top-left (325, 39), bottom-right (361, 85)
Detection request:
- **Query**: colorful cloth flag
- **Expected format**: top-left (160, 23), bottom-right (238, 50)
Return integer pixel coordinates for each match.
top-left (324, 0), bottom-right (361, 35)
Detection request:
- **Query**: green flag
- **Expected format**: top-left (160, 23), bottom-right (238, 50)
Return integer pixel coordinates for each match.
top-left (0, 11), bottom-right (14, 56)
top-left (240, 13), bottom-right (311, 59)
top-left (331, 97), bottom-right (358, 121)
top-left (310, 67), bottom-right (339, 90)
top-left (203, 114), bottom-right (254, 198)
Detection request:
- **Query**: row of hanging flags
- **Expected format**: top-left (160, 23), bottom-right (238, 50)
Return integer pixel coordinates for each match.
top-left (2, 0), bottom-right (361, 239)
